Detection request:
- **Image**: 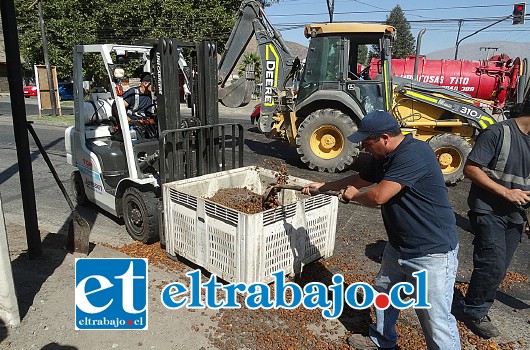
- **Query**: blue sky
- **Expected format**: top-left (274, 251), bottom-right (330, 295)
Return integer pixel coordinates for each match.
top-left (263, 0), bottom-right (528, 55)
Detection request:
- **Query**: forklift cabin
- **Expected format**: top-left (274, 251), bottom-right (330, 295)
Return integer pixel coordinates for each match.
top-left (65, 40), bottom-right (244, 243)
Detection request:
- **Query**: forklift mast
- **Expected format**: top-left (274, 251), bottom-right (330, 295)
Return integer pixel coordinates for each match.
top-left (154, 39), bottom-right (243, 185)
top-left (154, 39), bottom-right (219, 132)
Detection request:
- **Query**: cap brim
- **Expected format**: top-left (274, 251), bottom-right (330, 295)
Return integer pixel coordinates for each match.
top-left (347, 132), bottom-right (369, 143)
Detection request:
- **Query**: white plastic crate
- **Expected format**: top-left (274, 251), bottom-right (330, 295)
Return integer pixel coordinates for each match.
top-left (162, 166), bottom-right (338, 284)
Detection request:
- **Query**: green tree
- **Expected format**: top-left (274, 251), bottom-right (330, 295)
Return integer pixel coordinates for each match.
top-left (14, 0), bottom-right (242, 79)
top-left (357, 45), bottom-right (368, 66)
top-left (386, 5), bottom-right (415, 58)
top-left (237, 52), bottom-right (261, 81)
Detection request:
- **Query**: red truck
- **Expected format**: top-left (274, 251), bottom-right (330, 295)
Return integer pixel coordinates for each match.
top-left (369, 54), bottom-right (522, 109)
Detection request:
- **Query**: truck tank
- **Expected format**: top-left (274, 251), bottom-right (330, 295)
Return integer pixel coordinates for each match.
top-left (369, 54), bottom-right (521, 109)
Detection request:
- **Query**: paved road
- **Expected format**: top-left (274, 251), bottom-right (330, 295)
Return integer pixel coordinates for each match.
top-left (0, 97), bottom-right (528, 349)
top-left (0, 96), bottom-right (73, 117)
top-left (0, 98), bottom-right (257, 247)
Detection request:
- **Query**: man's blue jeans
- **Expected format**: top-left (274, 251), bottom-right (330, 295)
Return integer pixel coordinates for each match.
top-left (461, 211), bottom-right (523, 320)
top-left (369, 243), bottom-right (461, 350)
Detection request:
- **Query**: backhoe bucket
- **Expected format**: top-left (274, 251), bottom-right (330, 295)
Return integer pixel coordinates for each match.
top-left (219, 78), bottom-right (254, 107)
top-left (219, 64), bottom-right (255, 108)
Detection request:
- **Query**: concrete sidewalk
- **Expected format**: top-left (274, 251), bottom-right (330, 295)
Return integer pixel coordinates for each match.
top-left (0, 222), bottom-right (216, 350)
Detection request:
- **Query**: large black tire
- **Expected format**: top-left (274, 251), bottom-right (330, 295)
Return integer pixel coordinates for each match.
top-left (71, 171), bottom-right (89, 206)
top-left (428, 133), bottom-right (472, 185)
top-left (122, 187), bottom-right (159, 244)
top-left (295, 108), bottom-right (359, 172)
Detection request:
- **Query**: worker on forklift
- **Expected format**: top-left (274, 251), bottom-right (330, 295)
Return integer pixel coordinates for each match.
top-left (112, 72), bottom-right (157, 139)
top-left (123, 72), bottom-right (156, 116)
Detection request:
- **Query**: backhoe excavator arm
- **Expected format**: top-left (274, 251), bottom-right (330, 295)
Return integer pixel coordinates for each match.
top-left (218, 0), bottom-right (298, 110)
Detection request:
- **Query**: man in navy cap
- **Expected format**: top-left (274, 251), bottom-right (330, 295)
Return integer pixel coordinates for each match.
top-left (302, 110), bottom-right (460, 350)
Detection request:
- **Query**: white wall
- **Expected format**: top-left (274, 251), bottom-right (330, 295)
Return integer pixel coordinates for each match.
top-left (0, 192), bottom-right (20, 327)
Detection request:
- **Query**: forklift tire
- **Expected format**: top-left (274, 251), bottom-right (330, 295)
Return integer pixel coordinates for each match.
top-left (295, 108), bottom-right (358, 172)
top-left (71, 171), bottom-right (89, 206)
top-left (428, 133), bottom-right (471, 185)
top-left (122, 187), bottom-right (159, 244)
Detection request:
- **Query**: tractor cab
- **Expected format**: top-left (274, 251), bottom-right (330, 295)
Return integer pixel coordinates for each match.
top-left (277, 23), bottom-right (396, 173)
top-left (296, 23), bottom-right (395, 117)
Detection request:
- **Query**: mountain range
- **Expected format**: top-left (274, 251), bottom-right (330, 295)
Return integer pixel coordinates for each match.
top-left (280, 40), bottom-right (530, 62)
top-left (425, 40), bottom-right (530, 60)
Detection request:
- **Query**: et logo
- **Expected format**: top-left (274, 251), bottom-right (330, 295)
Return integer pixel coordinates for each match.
top-left (75, 258), bottom-right (148, 330)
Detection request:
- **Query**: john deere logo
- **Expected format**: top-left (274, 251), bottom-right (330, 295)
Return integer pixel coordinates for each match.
top-left (264, 44), bottom-right (279, 107)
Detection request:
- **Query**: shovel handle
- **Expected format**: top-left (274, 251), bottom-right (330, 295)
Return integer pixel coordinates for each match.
top-left (27, 122), bottom-right (76, 212)
top-left (274, 184), bottom-right (344, 200)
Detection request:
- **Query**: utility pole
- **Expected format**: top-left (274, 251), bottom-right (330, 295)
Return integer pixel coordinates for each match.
top-left (454, 16), bottom-right (510, 59)
top-left (37, 0), bottom-right (57, 116)
top-left (327, 0), bottom-right (334, 23)
top-left (0, 0), bottom-right (42, 258)
top-left (454, 19), bottom-right (463, 55)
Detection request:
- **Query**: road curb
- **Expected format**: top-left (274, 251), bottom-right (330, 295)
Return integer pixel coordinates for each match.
top-left (28, 120), bottom-right (73, 128)
top-left (0, 120), bottom-right (72, 129)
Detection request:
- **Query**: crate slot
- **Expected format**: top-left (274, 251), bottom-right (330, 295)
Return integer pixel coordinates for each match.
top-left (169, 188), bottom-right (197, 210)
top-left (263, 203), bottom-right (297, 226)
top-left (205, 201), bottom-right (239, 226)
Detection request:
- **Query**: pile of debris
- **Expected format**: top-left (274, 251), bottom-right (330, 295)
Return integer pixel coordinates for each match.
top-left (207, 187), bottom-right (278, 214)
top-left (207, 161), bottom-right (289, 213)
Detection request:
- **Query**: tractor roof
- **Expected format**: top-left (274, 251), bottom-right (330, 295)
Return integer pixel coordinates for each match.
top-left (304, 23), bottom-right (395, 38)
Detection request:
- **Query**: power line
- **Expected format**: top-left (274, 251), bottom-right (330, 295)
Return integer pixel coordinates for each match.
top-left (266, 4), bottom-right (510, 17)
top-left (270, 16), bottom-right (515, 29)
top-left (352, 0), bottom-right (387, 11)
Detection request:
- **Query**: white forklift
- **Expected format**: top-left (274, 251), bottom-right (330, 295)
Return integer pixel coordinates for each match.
top-left (65, 40), bottom-right (244, 244)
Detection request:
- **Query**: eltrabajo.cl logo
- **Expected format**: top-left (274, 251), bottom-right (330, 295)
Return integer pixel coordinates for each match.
top-left (75, 258), bottom-right (148, 330)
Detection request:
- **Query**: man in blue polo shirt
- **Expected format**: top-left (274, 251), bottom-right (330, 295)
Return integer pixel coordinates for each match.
top-left (302, 110), bottom-right (460, 350)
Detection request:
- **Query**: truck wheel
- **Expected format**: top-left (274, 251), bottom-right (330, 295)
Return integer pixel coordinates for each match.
top-left (122, 187), bottom-right (159, 244)
top-left (428, 134), bottom-right (471, 185)
top-left (71, 171), bottom-right (89, 206)
top-left (295, 108), bottom-right (359, 172)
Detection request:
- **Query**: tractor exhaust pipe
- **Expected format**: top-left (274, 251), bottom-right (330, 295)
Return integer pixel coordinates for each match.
top-left (413, 29), bottom-right (426, 81)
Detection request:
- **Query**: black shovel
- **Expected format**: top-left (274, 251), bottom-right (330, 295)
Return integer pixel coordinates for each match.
top-left (27, 122), bottom-right (91, 255)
